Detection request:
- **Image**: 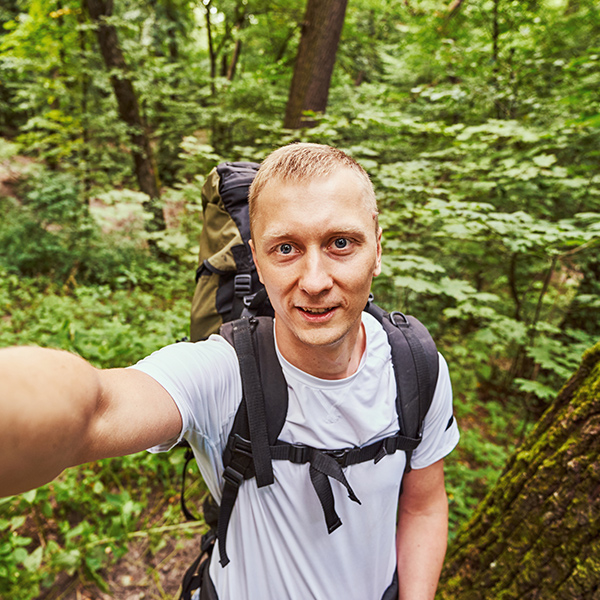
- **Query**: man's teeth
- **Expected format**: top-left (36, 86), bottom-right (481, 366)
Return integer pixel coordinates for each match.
top-left (302, 307), bottom-right (331, 314)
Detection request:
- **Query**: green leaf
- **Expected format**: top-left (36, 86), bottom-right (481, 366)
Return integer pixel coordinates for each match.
top-left (393, 276), bottom-right (441, 295)
top-left (438, 278), bottom-right (476, 301)
top-left (52, 548), bottom-right (81, 575)
top-left (21, 489), bottom-right (37, 504)
top-left (13, 547), bottom-right (28, 563)
top-left (532, 154), bottom-right (557, 168)
top-left (23, 546), bottom-right (44, 572)
top-left (10, 516), bottom-right (26, 530)
top-left (384, 255), bottom-right (446, 274)
top-left (514, 379), bottom-right (557, 401)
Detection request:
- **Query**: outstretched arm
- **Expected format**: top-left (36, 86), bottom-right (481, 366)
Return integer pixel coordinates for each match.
top-left (396, 458), bottom-right (449, 600)
top-left (0, 346), bottom-right (181, 497)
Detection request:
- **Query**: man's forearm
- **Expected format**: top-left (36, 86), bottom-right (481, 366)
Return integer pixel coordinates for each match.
top-left (397, 504), bottom-right (448, 600)
top-left (395, 460), bottom-right (450, 600)
top-left (0, 346), bottom-right (102, 496)
top-left (396, 497), bottom-right (448, 600)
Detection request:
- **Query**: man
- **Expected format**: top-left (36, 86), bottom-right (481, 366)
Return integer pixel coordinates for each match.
top-left (0, 143), bottom-right (459, 599)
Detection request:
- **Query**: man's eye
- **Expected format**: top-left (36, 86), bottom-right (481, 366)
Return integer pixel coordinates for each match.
top-left (279, 243), bottom-right (293, 255)
top-left (333, 238), bottom-right (349, 250)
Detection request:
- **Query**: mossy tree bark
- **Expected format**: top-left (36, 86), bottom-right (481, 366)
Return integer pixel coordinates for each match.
top-left (283, 0), bottom-right (348, 129)
top-left (439, 341), bottom-right (600, 599)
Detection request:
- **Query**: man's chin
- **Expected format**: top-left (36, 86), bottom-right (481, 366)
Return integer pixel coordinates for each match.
top-left (291, 324), bottom-right (351, 349)
top-left (275, 311), bottom-right (362, 352)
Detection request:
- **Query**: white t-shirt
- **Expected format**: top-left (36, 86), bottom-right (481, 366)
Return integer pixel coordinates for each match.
top-left (132, 312), bottom-right (459, 600)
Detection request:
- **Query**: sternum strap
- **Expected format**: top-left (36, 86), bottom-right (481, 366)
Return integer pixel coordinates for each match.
top-left (271, 431), bottom-right (420, 535)
top-left (216, 429), bottom-right (421, 567)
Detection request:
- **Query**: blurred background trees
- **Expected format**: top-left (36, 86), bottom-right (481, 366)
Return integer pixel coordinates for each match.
top-left (0, 0), bottom-right (598, 597)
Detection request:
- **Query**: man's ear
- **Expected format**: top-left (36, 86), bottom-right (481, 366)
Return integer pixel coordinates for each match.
top-left (249, 239), bottom-right (264, 284)
top-left (373, 227), bottom-right (382, 277)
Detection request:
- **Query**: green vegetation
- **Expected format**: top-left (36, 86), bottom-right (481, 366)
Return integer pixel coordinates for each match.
top-left (0, 0), bottom-right (598, 597)
top-left (440, 342), bottom-right (600, 598)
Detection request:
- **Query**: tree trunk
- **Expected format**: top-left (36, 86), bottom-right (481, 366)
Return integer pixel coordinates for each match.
top-left (205, 0), bottom-right (216, 94)
top-left (227, 39), bottom-right (242, 81)
top-left (439, 341), bottom-right (600, 599)
top-left (283, 0), bottom-right (348, 129)
top-left (491, 0), bottom-right (503, 119)
top-left (77, 8), bottom-right (91, 199)
top-left (85, 0), bottom-right (165, 232)
top-left (227, 5), bottom-right (246, 81)
top-left (446, 0), bottom-right (465, 18)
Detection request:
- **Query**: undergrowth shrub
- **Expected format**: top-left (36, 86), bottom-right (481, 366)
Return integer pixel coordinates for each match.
top-left (0, 167), bottom-right (203, 597)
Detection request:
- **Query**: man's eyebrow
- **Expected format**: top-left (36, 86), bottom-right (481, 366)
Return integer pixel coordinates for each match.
top-left (260, 229), bottom-right (296, 242)
top-left (261, 226), bottom-right (368, 241)
top-left (330, 227), bottom-right (369, 240)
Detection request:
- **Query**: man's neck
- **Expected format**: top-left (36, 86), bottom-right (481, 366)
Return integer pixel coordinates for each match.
top-left (275, 320), bottom-right (366, 380)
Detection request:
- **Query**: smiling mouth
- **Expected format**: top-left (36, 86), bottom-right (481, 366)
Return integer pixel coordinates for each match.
top-left (299, 307), bottom-right (335, 315)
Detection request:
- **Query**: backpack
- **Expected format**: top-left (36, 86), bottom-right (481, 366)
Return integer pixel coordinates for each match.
top-left (178, 163), bottom-right (441, 600)
top-left (190, 161), bottom-right (273, 343)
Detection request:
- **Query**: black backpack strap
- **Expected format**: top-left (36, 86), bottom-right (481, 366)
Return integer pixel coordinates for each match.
top-left (231, 318), bottom-right (273, 487)
top-left (212, 305), bottom-right (437, 566)
top-left (180, 443), bottom-right (200, 521)
top-left (365, 302), bottom-right (439, 471)
top-left (179, 528), bottom-right (217, 600)
top-left (216, 316), bottom-right (288, 566)
top-left (271, 429), bottom-right (421, 534)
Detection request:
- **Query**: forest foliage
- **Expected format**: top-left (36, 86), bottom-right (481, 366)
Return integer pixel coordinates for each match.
top-left (0, 0), bottom-right (599, 597)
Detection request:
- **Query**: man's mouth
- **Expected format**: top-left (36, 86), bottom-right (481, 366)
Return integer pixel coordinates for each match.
top-left (299, 307), bottom-right (335, 315)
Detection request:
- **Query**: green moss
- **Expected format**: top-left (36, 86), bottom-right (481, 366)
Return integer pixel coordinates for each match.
top-left (440, 341), bottom-right (600, 599)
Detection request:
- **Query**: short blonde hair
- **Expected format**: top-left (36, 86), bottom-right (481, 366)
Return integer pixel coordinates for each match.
top-left (249, 143), bottom-right (378, 235)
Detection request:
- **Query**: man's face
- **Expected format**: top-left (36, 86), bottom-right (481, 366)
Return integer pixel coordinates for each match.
top-left (249, 168), bottom-right (382, 359)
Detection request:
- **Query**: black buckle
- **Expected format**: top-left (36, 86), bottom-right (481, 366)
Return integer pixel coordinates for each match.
top-left (383, 435), bottom-right (399, 455)
top-left (223, 466), bottom-right (244, 488)
top-left (288, 443), bottom-right (307, 464)
top-left (234, 274), bottom-right (252, 297)
top-left (327, 447), bottom-right (354, 467)
top-left (229, 434), bottom-right (253, 459)
top-left (374, 435), bottom-right (400, 464)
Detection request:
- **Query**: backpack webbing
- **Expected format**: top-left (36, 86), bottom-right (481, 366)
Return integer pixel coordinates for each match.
top-left (179, 304), bottom-right (439, 598)
top-left (213, 302), bottom-right (439, 567)
top-left (365, 302), bottom-right (439, 468)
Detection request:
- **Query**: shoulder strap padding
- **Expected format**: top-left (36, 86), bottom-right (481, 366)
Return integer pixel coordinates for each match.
top-left (365, 303), bottom-right (439, 441)
top-left (220, 317), bottom-right (288, 469)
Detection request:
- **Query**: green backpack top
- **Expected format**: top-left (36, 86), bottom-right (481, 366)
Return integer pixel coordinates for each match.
top-left (190, 161), bottom-right (273, 341)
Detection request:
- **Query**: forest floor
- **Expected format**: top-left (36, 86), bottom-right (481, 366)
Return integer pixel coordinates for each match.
top-left (36, 534), bottom-right (202, 600)
top-left (0, 149), bottom-right (205, 600)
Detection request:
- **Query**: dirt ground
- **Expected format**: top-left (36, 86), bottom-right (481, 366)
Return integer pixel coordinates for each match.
top-left (34, 534), bottom-right (203, 600)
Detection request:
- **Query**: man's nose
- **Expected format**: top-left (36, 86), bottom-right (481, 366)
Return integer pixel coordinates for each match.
top-left (298, 250), bottom-right (333, 296)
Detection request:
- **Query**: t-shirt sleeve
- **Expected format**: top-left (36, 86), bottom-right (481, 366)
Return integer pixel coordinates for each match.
top-left (128, 335), bottom-right (242, 453)
top-left (410, 353), bottom-right (459, 469)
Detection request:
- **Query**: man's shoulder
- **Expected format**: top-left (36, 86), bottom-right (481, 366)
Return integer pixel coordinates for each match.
top-left (130, 334), bottom-right (239, 382)
top-left (362, 309), bottom-right (393, 356)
